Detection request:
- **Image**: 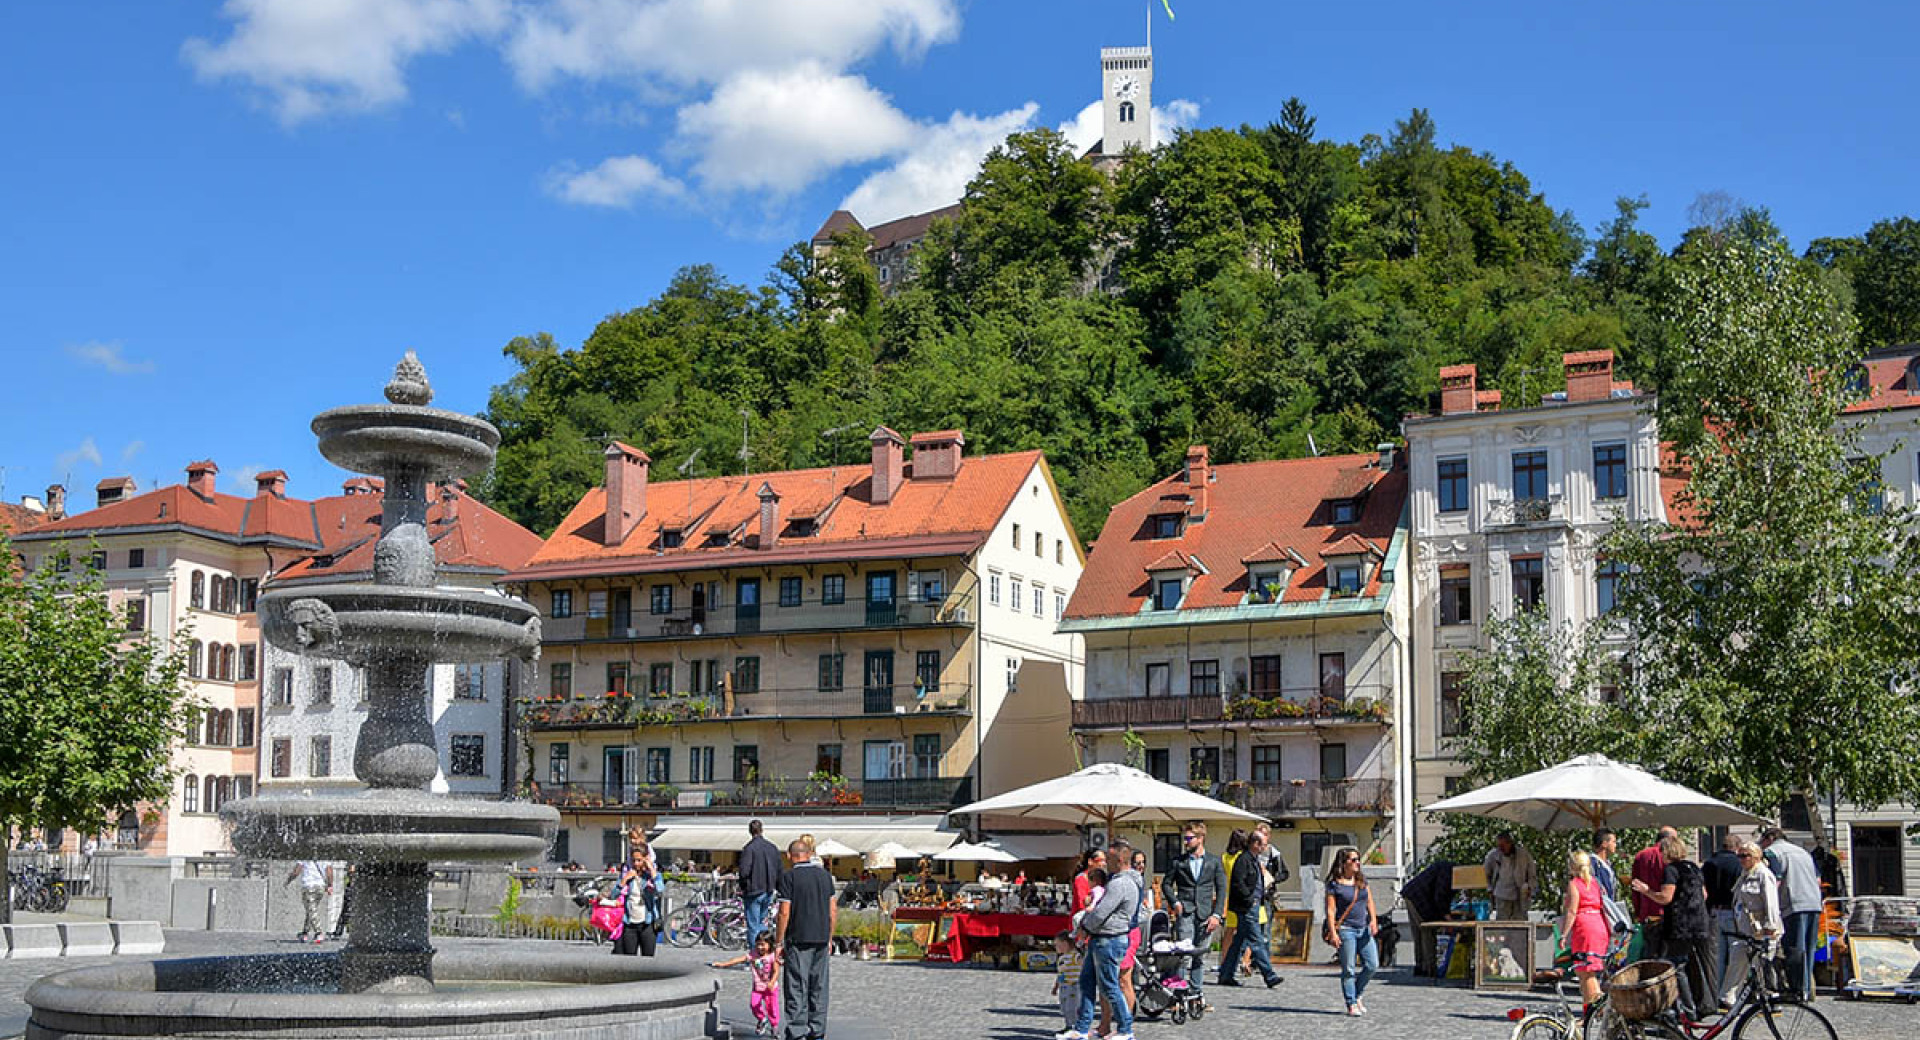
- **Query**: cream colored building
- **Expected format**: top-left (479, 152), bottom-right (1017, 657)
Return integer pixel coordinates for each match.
top-left (508, 430), bottom-right (1084, 868)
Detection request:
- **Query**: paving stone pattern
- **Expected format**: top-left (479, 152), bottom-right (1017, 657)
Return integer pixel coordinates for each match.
top-left (2, 930), bottom-right (1913, 1040)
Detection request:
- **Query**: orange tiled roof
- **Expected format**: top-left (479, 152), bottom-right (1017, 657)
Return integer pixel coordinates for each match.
top-left (0, 501), bottom-right (49, 539)
top-left (1066, 452), bottom-right (1407, 620)
top-left (1320, 533), bottom-right (1384, 558)
top-left (1842, 355), bottom-right (1920, 415)
top-left (19, 473), bottom-right (540, 579)
top-left (509, 449), bottom-right (1049, 581)
top-left (1659, 442), bottom-right (1698, 531)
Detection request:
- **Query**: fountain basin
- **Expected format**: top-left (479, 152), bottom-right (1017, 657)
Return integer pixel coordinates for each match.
top-left (24, 948), bottom-right (723, 1039)
top-left (221, 790), bottom-right (556, 862)
top-left (257, 585), bottom-right (541, 666)
top-left (312, 404), bottom-right (501, 479)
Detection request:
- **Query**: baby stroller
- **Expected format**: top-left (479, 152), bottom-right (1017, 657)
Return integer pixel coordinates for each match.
top-left (1132, 910), bottom-right (1206, 1024)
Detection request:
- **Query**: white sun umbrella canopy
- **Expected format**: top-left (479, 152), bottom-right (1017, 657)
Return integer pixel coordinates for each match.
top-left (812, 838), bottom-right (859, 858)
top-left (950, 763), bottom-right (1265, 836)
top-left (865, 841), bottom-right (925, 870)
top-left (1421, 753), bottom-right (1770, 831)
top-left (932, 841), bottom-right (1022, 864)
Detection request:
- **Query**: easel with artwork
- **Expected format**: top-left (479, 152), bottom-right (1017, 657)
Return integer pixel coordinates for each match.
top-left (1268, 910), bottom-right (1313, 964)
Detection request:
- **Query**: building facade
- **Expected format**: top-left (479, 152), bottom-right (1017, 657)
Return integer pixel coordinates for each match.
top-left (1401, 351), bottom-right (1668, 850)
top-left (1061, 445), bottom-right (1411, 885)
top-left (507, 430), bottom-right (1084, 869)
top-left (256, 478), bottom-right (542, 801)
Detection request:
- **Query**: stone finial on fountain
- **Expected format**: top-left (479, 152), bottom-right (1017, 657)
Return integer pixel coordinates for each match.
top-left (385, 350), bottom-right (434, 406)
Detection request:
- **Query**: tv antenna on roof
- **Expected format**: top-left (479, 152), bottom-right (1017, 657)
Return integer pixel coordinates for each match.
top-left (678, 448), bottom-right (703, 518)
top-left (737, 409), bottom-right (752, 475)
top-left (819, 423), bottom-right (864, 489)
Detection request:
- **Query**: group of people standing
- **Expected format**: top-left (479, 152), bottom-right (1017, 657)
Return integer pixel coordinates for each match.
top-left (1053, 820), bottom-right (1383, 1040)
top-left (1554, 824), bottom-right (1826, 1016)
top-left (724, 821), bottom-right (836, 1040)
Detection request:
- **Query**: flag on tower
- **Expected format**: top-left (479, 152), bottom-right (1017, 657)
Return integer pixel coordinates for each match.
top-left (1160, 0), bottom-right (1176, 20)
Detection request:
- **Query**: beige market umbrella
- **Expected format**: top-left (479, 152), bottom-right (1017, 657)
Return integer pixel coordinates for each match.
top-left (813, 838), bottom-right (859, 858)
top-left (1421, 753), bottom-right (1770, 831)
top-left (864, 841), bottom-right (923, 870)
top-left (950, 762), bottom-right (1264, 837)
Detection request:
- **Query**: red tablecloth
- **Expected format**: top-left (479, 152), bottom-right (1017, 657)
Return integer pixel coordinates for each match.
top-left (933, 912), bottom-right (1074, 962)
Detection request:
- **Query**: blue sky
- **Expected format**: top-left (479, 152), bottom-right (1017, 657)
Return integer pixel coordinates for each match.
top-left (3, 1), bottom-right (1915, 516)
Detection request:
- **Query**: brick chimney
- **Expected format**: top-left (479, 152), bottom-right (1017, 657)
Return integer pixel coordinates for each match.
top-left (757, 482), bottom-right (780, 550)
top-left (1184, 445), bottom-right (1210, 520)
top-left (1439, 364), bottom-right (1478, 416)
top-left (908, 430), bottom-right (965, 481)
top-left (186, 460), bottom-right (218, 498)
top-left (602, 442), bottom-right (649, 547)
top-left (43, 484), bottom-right (66, 521)
top-left (253, 470), bottom-right (288, 497)
top-left (870, 426), bottom-right (905, 504)
top-left (95, 477), bottom-right (136, 508)
top-left (1564, 350), bottom-right (1616, 403)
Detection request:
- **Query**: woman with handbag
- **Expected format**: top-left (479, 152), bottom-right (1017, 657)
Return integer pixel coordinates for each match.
top-left (1323, 848), bottom-right (1378, 1017)
top-left (1561, 850), bottom-right (1610, 1008)
top-left (613, 843), bottom-right (661, 957)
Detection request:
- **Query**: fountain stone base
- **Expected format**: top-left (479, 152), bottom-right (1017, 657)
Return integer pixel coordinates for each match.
top-left (24, 948), bottom-right (726, 1040)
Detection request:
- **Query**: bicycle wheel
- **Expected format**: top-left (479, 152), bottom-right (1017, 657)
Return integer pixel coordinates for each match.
top-left (45, 884), bottom-right (68, 913)
top-left (664, 906), bottom-right (703, 948)
top-left (1582, 1001), bottom-right (1658, 1040)
top-left (1512, 1015), bottom-right (1573, 1040)
top-left (1730, 1002), bottom-right (1837, 1040)
top-left (711, 907), bottom-right (748, 950)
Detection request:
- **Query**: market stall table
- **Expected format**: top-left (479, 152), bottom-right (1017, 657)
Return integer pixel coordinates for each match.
top-left (930, 911), bottom-right (1074, 963)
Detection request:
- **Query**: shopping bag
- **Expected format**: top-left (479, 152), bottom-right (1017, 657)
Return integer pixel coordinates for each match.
top-left (590, 901), bottom-right (624, 941)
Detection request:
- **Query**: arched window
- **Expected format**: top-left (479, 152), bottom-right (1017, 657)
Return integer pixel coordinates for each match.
top-left (182, 774), bottom-right (199, 814)
top-left (1119, 101), bottom-right (1136, 123)
top-left (205, 706), bottom-right (221, 744)
top-left (184, 708), bottom-right (203, 746)
top-left (204, 775), bottom-right (219, 813)
top-left (190, 571), bottom-right (205, 609)
top-left (221, 577), bottom-right (238, 613)
top-left (116, 810), bottom-right (139, 848)
top-left (227, 644), bottom-right (238, 679)
top-left (214, 709), bottom-right (233, 746)
top-left (187, 640), bottom-right (203, 679)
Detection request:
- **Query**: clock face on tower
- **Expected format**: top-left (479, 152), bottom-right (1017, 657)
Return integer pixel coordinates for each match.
top-left (1113, 74), bottom-right (1139, 100)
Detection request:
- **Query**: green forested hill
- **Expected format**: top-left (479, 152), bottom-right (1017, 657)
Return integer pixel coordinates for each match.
top-left (480, 102), bottom-right (1919, 540)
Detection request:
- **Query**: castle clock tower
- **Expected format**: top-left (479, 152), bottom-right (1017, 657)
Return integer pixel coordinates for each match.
top-left (1100, 45), bottom-right (1153, 158)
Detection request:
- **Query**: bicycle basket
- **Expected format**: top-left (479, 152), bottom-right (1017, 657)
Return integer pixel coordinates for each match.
top-left (1607, 959), bottom-right (1679, 1021)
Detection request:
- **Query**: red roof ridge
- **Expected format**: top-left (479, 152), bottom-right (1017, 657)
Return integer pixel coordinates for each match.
top-left (1144, 549), bottom-right (1193, 572)
top-left (1241, 541), bottom-right (1308, 567)
top-left (1320, 533), bottom-right (1383, 558)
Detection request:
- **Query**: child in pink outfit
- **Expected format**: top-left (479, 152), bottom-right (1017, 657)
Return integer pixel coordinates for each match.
top-left (711, 935), bottom-right (782, 1036)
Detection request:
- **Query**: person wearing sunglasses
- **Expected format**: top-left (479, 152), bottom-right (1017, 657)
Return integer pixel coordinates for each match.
top-left (1719, 840), bottom-right (1781, 1010)
top-left (1161, 822), bottom-right (1225, 1008)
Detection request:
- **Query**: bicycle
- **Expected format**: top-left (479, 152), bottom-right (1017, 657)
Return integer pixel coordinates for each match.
top-left (1582, 936), bottom-right (1837, 1040)
top-left (1508, 968), bottom-right (1607, 1040)
top-left (8, 866), bottom-right (68, 913)
top-left (665, 894), bottom-right (755, 950)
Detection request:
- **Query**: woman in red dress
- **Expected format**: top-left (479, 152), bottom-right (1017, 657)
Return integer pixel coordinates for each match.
top-left (1561, 849), bottom-right (1610, 1008)
top-left (1070, 848), bottom-right (1106, 913)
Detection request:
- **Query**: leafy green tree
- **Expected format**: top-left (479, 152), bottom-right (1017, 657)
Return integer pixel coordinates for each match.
top-left (1605, 238), bottom-right (1920, 818)
top-left (0, 543), bottom-right (196, 921)
top-left (1851, 216), bottom-right (1920, 348)
top-left (919, 129), bottom-right (1109, 305)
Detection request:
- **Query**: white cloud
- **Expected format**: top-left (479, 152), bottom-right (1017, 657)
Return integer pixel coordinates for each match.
top-left (182, 0), bottom-right (508, 124)
top-left (1058, 97), bottom-right (1202, 155)
top-left (503, 0), bottom-right (958, 93)
top-left (546, 154), bottom-right (686, 208)
top-left (56, 438), bottom-right (103, 473)
top-left (675, 63), bottom-right (918, 195)
top-left (121, 440), bottom-right (146, 465)
top-left (841, 103), bottom-right (1038, 225)
top-left (64, 341), bottom-right (155, 375)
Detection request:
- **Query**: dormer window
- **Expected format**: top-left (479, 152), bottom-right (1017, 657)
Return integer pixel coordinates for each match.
top-left (1843, 363), bottom-right (1869, 397)
top-left (1250, 569), bottom-right (1284, 604)
top-left (786, 517), bottom-right (817, 538)
top-left (1907, 357), bottom-right (1920, 396)
top-left (660, 529), bottom-right (683, 549)
top-left (1151, 514), bottom-right (1182, 539)
top-left (1152, 577), bottom-right (1184, 611)
top-left (1329, 499), bottom-right (1360, 525)
top-left (1331, 564), bottom-right (1364, 596)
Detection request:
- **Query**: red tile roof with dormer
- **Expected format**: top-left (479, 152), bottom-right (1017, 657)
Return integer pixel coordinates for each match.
top-left (1842, 354), bottom-right (1920, 415)
top-left (271, 485), bottom-right (543, 584)
top-left (23, 483), bottom-right (327, 548)
top-left (508, 449), bottom-right (1050, 581)
top-left (1065, 452), bottom-right (1407, 621)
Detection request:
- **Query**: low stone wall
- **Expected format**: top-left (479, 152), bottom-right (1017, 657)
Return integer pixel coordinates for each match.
top-left (108, 922), bottom-right (165, 956)
top-left (56, 924), bottom-right (114, 958)
top-left (5, 924), bottom-right (64, 960)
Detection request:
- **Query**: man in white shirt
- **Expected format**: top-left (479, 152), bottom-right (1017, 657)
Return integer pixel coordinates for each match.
top-left (286, 860), bottom-right (333, 943)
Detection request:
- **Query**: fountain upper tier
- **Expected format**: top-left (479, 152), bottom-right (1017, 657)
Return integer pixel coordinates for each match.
top-left (312, 403), bottom-right (501, 480)
top-left (257, 584), bottom-right (541, 667)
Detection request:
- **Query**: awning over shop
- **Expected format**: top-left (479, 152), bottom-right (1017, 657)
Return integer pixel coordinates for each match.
top-left (647, 815), bottom-right (960, 857)
top-left (984, 833), bottom-right (1081, 861)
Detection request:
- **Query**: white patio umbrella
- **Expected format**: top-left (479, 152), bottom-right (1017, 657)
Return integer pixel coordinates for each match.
top-left (949, 762), bottom-right (1265, 836)
top-left (1420, 753), bottom-right (1770, 831)
top-left (932, 841), bottom-right (1021, 864)
top-left (864, 841), bottom-right (924, 869)
top-left (813, 838), bottom-right (859, 858)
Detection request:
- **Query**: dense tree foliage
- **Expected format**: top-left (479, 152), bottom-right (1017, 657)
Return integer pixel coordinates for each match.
top-left (0, 541), bottom-right (196, 921)
top-left (481, 103), bottom-right (1904, 543)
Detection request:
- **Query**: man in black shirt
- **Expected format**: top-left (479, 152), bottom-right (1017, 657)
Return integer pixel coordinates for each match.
top-left (739, 819), bottom-right (783, 952)
top-left (1702, 833), bottom-right (1742, 991)
top-left (776, 839), bottom-right (836, 1040)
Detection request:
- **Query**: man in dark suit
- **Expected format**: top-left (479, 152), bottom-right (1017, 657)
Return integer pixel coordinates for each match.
top-left (1162, 821), bottom-right (1227, 1006)
top-left (1217, 830), bottom-right (1284, 989)
top-left (738, 819), bottom-right (783, 951)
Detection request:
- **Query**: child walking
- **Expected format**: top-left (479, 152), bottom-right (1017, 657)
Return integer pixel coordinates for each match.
top-left (709, 934), bottom-right (782, 1036)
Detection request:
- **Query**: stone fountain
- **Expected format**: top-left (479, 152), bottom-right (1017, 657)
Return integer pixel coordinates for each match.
top-left (25, 355), bottom-right (722, 1039)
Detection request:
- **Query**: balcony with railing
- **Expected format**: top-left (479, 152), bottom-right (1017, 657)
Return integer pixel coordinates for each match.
top-left (528, 775), bottom-right (972, 813)
top-left (1070, 683), bottom-right (1392, 730)
top-left (1483, 494), bottom-right (1566, 528)
top-left (1217, 777), bottom-right (1395, 816)
top-left (523, 682), bottom-right (974, 730)
top-left (540, 592), bottom-right (974, 644)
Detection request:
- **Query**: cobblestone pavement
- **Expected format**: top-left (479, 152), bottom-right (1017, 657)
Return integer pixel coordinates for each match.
top-left (3, 929), bottom-right (1913, 1039)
